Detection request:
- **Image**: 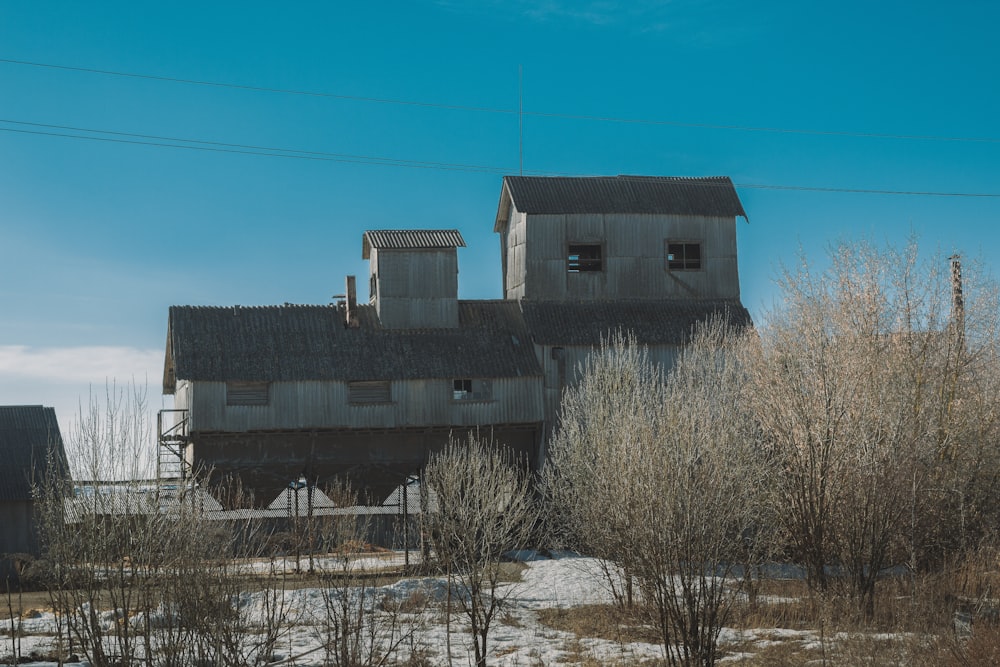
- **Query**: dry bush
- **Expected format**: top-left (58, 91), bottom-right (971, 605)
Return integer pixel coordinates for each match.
top-left (308, 480), bottom-right (419, 667)
top-left (546, 323), bottom-right (773, 667)
top-left (34, 383), bottom-right (295, 667)
top-left (423, 434), bottom-right (539, 667)
top-left (744, 241), bottom-right (1000, 618)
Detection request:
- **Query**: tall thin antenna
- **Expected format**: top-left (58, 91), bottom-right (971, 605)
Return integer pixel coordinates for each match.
top-left (518, 64), bottom-right (523, 175)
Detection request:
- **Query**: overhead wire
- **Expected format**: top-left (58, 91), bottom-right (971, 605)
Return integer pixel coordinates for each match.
top-left (3, 119), bottom-right (998, 198)
top-left (0, 58), bottom-right (516, 115)
top-left (0, 119), bottom-right (512, 173)
top-left (2, 58), bottom-right (1000, 197)
top-left (3, 57), bottom-right (999, 144)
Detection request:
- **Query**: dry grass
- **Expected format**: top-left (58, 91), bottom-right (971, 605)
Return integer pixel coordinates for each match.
top-left (953, 622), bottom-right (1000, 666)
top-left (496, 561), bottom-right (528, 583)
top-left (533, 570), bottom-right (1000, 665)
top-left (721, 637), bottom-right (824, 666)
top-left (537, 603), bottom-right (661, 645)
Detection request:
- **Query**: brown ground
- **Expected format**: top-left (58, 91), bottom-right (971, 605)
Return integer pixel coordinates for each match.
top-left (0, 590), bottom-right (52, 620)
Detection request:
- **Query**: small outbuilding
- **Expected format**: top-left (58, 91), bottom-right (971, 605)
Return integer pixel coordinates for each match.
top-left (0, 405), bottom-right (70, 580)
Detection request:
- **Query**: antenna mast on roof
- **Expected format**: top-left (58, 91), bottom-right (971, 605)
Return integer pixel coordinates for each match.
top-left (519, 64), bottom-right (523, 176)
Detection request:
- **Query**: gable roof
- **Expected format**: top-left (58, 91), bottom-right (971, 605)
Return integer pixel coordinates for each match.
top-left (362, 229), bottom-right (466, 259)
top-left (0, 406), bottom-right (70, 502)
top-left (519, 299), bottom-right (752, 347)
top-left (496, 175), bottom-right (747, 228)
top-left (164, 301), bottom-right (541, 391)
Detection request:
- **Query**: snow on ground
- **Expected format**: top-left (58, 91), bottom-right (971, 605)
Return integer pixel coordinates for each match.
top-left (2, 553), bottom-right (669, 667)
top-left (0, 553), bottom-right (855, 666)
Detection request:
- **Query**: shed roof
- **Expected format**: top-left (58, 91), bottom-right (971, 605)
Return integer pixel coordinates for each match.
top-left (519, 299), bottom-right (752, 347)
top-left (496, 175), bottom-right (747, 228)
top-left (362, 229), bottom-right (466, 259)
top-left (0, 406), bottom-right (70, 502)
top-left (164, 301), bottom-right (541, 391)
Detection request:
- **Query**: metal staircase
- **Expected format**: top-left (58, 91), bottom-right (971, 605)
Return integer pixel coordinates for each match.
top-left (157, 409), bottom-right (191, 509)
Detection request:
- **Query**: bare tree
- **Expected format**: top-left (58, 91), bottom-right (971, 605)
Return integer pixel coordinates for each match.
top-left (423, 435), bottom-right (539, 667)
top-left (311, 480), bottom-right (415, 667)
top-left (546, 325), bottom-right (773, 667)
top-left (34, 381), bottom-right (158, 667)
top-left (35, 382), bottom-right (294, 667)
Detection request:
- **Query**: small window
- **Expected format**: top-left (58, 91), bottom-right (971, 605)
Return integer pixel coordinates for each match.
top-left (453, 378), bottom-right (492, 401)
top-left (666, 241), bottom-right (702, 271)
top-left (369, 274), bottom-right (377, 304)
top-left (349, 380), bottom-right (391, 404)
top-left (568, 244), bottom-right (602, 272)
top-left (227, 381), bottom-right (269, 406)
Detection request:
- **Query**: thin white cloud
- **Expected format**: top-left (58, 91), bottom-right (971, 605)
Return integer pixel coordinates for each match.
top-left (0, 345), bottom-right (162, 384)
top-left (436, 0), bottom-right (675, 27)
top-left (434, 0), bottom-right (748, 42)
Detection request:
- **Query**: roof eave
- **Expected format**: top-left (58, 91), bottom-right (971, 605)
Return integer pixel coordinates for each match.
top-left (163, 318), bottom-right (177, 395)
top-left (494, 178), bottom-right (514, 233)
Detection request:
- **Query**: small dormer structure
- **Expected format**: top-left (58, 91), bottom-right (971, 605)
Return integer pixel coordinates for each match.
top-left (363, 229), bottom-right (466, 329)
top-left (495, 175), bottom-right (747, 301)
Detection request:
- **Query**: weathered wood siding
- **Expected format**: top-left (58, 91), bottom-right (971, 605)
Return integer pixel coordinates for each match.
top-left (503, 210), bottom-right (528, 300)
top-left (505, 209), bottom-right (740, 301)
top-left (370, 247), bottom-right (459, 328)
top-left (180, 377), bottom-right (544, 433)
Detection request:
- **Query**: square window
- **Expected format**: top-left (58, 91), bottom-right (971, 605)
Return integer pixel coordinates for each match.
top-left (453, 379), bottom-right (473, 400)
top-left (453, 378), bottom-right (491, 401)
top-left (667, 242), bottom-right (702, 271)
top-left (568, 244), bottom-right (602, 272)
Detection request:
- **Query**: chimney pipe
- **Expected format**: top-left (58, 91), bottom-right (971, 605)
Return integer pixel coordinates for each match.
top-left (345, 275), bottom-right (359, 328)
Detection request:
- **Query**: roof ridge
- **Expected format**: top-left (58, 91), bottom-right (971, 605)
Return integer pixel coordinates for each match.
top-left (500, 174), bottom-right (747, 218)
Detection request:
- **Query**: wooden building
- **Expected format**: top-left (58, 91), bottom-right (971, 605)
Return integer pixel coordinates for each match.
top-left (162, 176), bottom-right (752, 508)
top-left (0, 405), bottom-right (69, 578)
top-left (494, 175), bottom-right (752, 443)
top-left (163, 230), bottom-right (544, 507)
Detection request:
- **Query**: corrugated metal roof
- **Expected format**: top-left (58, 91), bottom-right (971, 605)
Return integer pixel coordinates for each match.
top-left (362, 229), bottom-right (466, 259)
top-left (500, 175), bottom-right (747, 220)
top-left (519, 299), bottom-right (753, 346)
top-left (165, 301), bottom-right (542, 390)
top-left (0, 406), bottom-right (70, 502)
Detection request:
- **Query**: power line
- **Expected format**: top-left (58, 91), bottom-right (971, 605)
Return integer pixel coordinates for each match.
top-left (523, 110), bottom-right (1000, 144)
top-left (3, 57), bottom-right (999, 145)
top-left (2, 118), bottom-right (998, 198)
top-left (0, 58), bottom-right (515, 115)
top-left (0, 119), bottom-right (511, 173)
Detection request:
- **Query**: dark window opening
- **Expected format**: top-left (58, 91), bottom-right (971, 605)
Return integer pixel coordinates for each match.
top-left (227, 381), bottom-right (270, 406)
top-left (667, 242), bottom-right (702, 271)
top-left (453, 378), bottom-right (492, 401)
top-left (369, 274), bottom-right (377, 304)
top-left (568, 244), bottom-right (603, 272)
top-left (349, 380), bottom-right (391, 404)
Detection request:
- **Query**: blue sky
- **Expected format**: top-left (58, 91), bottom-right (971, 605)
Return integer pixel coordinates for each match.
top-left (1, 1), bottom-right (999, 429)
